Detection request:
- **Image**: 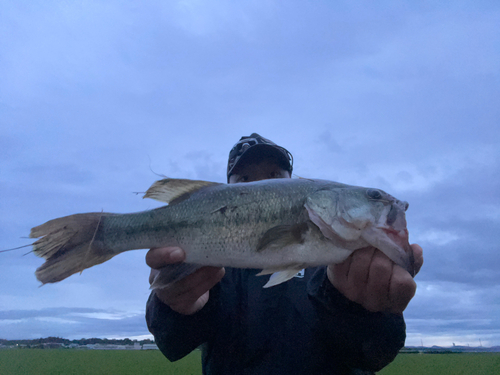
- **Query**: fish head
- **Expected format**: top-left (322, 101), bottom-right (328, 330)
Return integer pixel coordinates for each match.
top-left (358, 188), bottom-right (414, 276)
top-left (305, 186), bottom-right (415, 276)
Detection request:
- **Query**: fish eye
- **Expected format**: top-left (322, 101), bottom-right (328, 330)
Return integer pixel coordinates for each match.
top-left (367, 189), bottom-right (383, 200)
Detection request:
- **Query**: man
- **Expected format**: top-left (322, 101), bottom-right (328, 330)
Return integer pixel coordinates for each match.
top-left (146, 133), bottom-right (423, 374)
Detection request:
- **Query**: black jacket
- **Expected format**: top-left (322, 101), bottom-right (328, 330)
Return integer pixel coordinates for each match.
top-left (146, 266), bottom-right (405, 374)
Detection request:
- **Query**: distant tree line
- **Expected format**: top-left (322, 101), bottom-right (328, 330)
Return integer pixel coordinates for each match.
top-left (0, 337), bottom-right (155, 347)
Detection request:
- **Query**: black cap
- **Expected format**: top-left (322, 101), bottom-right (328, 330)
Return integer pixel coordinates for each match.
top-left (227, 133), bottom-right (293, 182)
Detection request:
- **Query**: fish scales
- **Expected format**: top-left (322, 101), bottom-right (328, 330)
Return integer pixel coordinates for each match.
top-left (99, 179), bottom-right (318, 262)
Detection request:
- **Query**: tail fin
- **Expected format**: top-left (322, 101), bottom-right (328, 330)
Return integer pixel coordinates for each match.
top-left (30, 213), bottom-right (116, 284)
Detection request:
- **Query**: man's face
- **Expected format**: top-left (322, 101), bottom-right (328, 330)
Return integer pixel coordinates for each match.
top-left (228, 159), bottom-right (291, 184)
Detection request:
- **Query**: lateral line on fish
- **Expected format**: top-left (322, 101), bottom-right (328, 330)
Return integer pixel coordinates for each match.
top-left (80, 211), bottom-right (103, 275)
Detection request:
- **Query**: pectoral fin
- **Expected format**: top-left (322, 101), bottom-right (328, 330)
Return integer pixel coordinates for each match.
top-left (144, 178), bottom-right (222, 204)
top-left (256, 222), bottom-right (310, 251)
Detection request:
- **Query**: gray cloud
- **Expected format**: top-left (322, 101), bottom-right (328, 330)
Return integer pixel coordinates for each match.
top-left (0, 308), bottom-right (148, 340)
top-left (1, 0), bottom-right (499, 348)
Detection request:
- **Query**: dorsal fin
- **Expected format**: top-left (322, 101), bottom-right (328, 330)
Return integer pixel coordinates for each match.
top-left (143, 178), bottom-right (222, 204)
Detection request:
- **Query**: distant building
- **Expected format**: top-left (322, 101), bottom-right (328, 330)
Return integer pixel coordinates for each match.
top-left (87, 344), bottom-right (130, 350)
top-left (142, 343), bottom-right (159, 350)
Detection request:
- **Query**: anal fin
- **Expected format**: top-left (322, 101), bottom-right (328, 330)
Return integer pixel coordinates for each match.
top-left (260, 268), bottom-right (305, 288)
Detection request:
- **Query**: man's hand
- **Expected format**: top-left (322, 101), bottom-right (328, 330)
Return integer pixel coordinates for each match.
top-left (146, 247), bottom-right (225, 315)
top-left (327, 244), bottom-right (424, 314)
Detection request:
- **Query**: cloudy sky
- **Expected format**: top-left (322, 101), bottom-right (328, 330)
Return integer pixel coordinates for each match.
top-left (1, 1), bottom-right (499, 348)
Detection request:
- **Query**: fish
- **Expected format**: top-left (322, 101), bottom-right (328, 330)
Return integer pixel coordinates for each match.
top-left (29, 177), bottom-right (415, 289)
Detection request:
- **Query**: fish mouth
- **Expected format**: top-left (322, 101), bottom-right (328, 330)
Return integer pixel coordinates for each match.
top-left (382, 227), bottom-right (409, 249)
top-left (371, 201), bottom-right (415, 276)
top-left (361, 225), bottom-right (415, 277)
top-left (382, 227), bottom-right (415, 276)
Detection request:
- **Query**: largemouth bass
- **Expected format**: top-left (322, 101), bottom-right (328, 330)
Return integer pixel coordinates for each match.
top-left (30, 178), bottom-right (415, 288)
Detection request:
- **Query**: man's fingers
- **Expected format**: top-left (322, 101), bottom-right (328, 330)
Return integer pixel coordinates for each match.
top-left (388, 265), bottom-right (417, 313)
top-left (344, 247), bottom-right (375, 301)
top-left (149, 268), bottom-right (159, 285)
top-left (328, 247), bottom-right (377, 305)
top-left (155, 267), bottom-right (225, 315)
top-left (164, 267), bottom-right (225, 298)
top-left (146, 247), bottom-right (185, 269)
top-left (169, 267), bottom-right (224, 306)
top-left (363, 251), bottom-right (393, 312)
top-left (174, 291), bottom-right (210, 316)
top-left (335, 253), bottom-right (352, 281)
top-left (146, 245), bottom-right (225, 315)
top-left (328, 247), bottom-right (418, 314)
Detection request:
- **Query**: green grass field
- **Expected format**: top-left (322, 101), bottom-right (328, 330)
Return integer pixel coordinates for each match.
top-left (1, 350), bottom-right (499, 375)
top-left (379, 353), bottom-right (500, 375)
top-left (0, 349), bottom-right (202, 375)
